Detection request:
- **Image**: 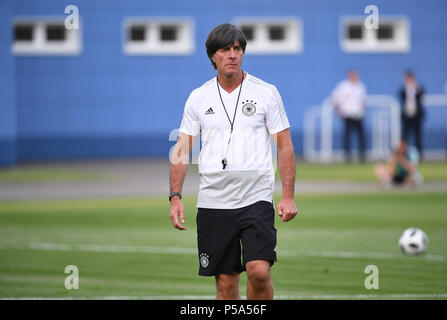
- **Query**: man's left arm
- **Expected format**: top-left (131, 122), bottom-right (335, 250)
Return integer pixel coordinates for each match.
top-left (273, 128), bottom-right (298, 222)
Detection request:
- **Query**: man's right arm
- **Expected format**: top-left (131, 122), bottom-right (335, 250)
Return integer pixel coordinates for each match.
top-left (169, 133), bottom-right (196, 230)
top-left (330, 84), bottom-right (343, 117)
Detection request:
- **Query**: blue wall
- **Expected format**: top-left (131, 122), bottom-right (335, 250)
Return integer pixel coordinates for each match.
top-left (0, 0), bottom-right (16, 166)
top-left (1, 0), bottom-right (446, 165)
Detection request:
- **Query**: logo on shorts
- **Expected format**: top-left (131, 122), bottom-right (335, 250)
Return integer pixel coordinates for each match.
top-left (199, 253), bottom-right (210, 268)
top-left (242, 100), bottom-right (257, 117)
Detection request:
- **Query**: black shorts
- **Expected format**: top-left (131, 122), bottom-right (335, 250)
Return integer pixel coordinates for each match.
top-left (392, 175), bottom-right (406, 185)
top-left (196, 200), bottom-right (277, 277)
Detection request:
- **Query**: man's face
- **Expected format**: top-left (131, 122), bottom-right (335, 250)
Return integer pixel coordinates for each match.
top-left (405, 74), bottom-right (415, 85)
top-left (396, 141), bottom-right (407, 156)
top-left (348, 70), bottom-right (358, 83)
top-left (212, 41), bottom-right (244, 76)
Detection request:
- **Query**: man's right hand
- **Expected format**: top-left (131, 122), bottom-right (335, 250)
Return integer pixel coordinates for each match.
top-left (169, 198), bottom-right (186, 230)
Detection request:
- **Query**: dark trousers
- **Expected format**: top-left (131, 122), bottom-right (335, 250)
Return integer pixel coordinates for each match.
top-left (402, 116), bottom-right (423, 158)
top-left (343, 118), bottom-right (365, 162)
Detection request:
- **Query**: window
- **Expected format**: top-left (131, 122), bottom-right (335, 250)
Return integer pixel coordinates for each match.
top-left (14, 24), bottom-right (33, 41)
top-left (160, 26), bottom-right (177, 41)
top-left (376, 24), bottom-right (394, 40)
top-left (123, 18), bottom-right (194, 55)
top-left (268, 25), bottom-right (285, 41)
top-left (130, 25), bottom-right (146, 41)
top-left (46, 25), bottom-right (66, 41)
top-left (12, 18), bottom-right (81, 55)
top-left (234, 18), bottom-right (302, 54)
top-left (340, 17), bottom-right (410, 53)
top-left (241, 25), bottom-right (254, 41)
top-left (347, 24), bottom-right (363, 40)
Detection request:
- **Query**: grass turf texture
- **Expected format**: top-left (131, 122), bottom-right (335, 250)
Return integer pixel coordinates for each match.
top-left (0, 168), bottom-right (108, 183)
top-left (1, 192), bottom-right (446, 299)
top-left (1, 162), bottom-right (446, 183)
top-left (292, 162), bottom-right (447, 182)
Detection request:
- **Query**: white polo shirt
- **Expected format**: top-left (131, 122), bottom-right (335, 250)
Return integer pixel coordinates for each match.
top-left (331, 80), bottom-right (367, 120)
top-left (179, 73), bottom-right (290, 209)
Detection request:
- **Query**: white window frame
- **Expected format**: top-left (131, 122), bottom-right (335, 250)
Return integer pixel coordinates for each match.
top-left (12, 17), bottom-right (82, 56)
top-left (233, 17), bottom-right (303, 54)
top-left (123, 17), bottom-right (194, 55)
top-left (340, 16), bottom-right (410, 53)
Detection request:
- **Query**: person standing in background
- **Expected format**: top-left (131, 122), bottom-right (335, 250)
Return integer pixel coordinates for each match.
top-left (399, 70), bottom-right (425, 160)
top-left (331, 69), bottom-right (367, 163)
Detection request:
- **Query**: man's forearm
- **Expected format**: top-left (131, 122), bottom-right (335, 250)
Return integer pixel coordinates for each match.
top-left (170, 162), bottom-right (187, 193)
top-left (278, 146), bottom-right (296, 200)
top-left (169, 134), bottom-right (194, 193)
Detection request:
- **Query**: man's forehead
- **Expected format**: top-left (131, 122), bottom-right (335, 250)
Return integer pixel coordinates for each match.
top-left (222, 41), bottom-right (241, 49)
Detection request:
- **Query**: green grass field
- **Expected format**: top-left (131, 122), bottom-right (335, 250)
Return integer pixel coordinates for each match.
top-left (0, 168), bottom-right (108, 183)
top-left (1, 192), bottom-right (446, 299)
top-left (2, 161), bottom-right (447, 183)
top-left (293, 162), bottom-right (447, 182)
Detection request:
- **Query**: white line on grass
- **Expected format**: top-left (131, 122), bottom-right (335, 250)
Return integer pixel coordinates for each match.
top-left (15, 242), bottom-right (446, 262)
top-left (2, 293), bottom-right (447, 300)
top-left (280, 250), bottom-right (447, 261)
top-left (27, 242), bottom-right (197, 255)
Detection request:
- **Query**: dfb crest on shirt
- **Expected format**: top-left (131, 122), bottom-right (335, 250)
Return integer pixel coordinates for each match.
top-left (242, 100), bottom-right (257, 117)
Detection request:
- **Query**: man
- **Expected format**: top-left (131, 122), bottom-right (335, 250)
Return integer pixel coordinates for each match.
top-left (169, 23), bottom-right (298, 300)
top-left (374, 140), bottom-right (423, 188)
top-left (399, 70), bottom-right (425, 159)
top-left (331, 69), bottom-right (367, 162)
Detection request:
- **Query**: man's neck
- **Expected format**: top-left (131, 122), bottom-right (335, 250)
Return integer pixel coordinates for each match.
top-left (217, 70), bottom-right (244, 93)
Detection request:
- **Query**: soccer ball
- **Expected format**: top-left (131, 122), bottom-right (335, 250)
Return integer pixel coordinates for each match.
top-left (398, 228), bottom-right (428, 255)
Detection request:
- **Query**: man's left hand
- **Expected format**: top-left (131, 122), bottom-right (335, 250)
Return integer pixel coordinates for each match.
top-left (276, 198), bottom-right (298, 222)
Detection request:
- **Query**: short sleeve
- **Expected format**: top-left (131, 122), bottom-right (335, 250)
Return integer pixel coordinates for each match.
top-left (265, 85), bottom-right (290, 135)
top-left (331, 82), bottom-right (343, 105)
top-left (179, 91), bottom-right (201, 136)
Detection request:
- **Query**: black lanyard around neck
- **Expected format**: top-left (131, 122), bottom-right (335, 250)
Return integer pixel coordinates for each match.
top-left (216, 70), bottom-right (244, 133)
top-left (216, 70), bottom-right (244, 169)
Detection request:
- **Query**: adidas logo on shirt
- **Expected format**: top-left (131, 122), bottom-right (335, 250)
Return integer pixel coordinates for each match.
top-left (204, 107), bottom-right (215, 115)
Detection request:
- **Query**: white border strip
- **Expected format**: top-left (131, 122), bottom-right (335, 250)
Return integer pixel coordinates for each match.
top-left (2, 293), bottom-right (447, 300)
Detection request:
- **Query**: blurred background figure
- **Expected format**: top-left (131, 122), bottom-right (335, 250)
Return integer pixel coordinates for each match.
top-left (374, 140), bottom-right (423, 188)
top-left (331, 69), bottom-right (367, 163)
top-left (399, 70), bottom-right (425, 160)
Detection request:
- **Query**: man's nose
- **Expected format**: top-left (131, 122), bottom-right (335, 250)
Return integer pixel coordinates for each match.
top-left (228, 48), bottom-right (237, 58)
